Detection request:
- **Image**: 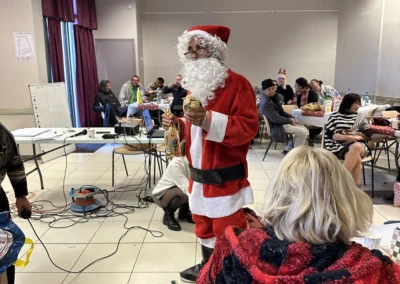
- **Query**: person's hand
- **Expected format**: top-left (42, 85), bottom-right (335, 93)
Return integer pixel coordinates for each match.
top-left (168, 83), bottom-right (176, 89)
top-left (184, 107), bottom-right (207, 127)
top-left (287, 100), bottom-right (293, 105)
top-left (162, 113), bottom-right (178, 128)
top-left (344, 135), bottom-right (364, 145)
top-left (290, 118), bottom-right (296, 125)
top-left (15, 196), bottom-right (32, 218)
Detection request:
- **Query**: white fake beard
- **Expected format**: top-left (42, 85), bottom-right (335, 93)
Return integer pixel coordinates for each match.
top-left (181, 58), bottom-right (229, 106)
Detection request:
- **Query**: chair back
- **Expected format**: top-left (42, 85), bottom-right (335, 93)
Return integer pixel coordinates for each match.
top-left (262, 115), bottom-right (271, 136)
top-left (382, 110), bottom-right (399, 118)
top-left (321, 123), bottom-right (327, 149)
top-left (282, 104), bottom-right (299, 114)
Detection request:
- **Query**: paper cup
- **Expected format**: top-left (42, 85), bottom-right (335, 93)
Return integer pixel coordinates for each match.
top-left (88, 129), bottom-right (95, 138)
top-left (361, 229), bottom-right (382, 250)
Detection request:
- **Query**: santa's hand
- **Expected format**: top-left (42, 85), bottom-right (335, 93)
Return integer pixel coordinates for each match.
top-left (162, 113), bottom-right (177, 128)
top-left (184, 109), bottom-right (207, 127)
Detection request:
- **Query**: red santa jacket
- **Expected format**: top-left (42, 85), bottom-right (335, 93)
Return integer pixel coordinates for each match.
top-left (178, 69), bottom-right (259, 218)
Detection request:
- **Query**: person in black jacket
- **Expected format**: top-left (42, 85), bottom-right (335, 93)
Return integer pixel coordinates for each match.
top-left (260, 79), bottom-right (309, 155)
top-left (290, 77), bottom-right (319, 108)
top-left (93, 80), bottom-right (122, 126)
top-left (162, 75), bottom-right (187, 117)
top-left (291, 77), bottom-right (321, 145)
top-left (276, 69), bottom-right (295, 104)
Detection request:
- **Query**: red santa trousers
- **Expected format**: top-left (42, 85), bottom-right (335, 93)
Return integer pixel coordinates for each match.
top-left (192, 208), bottom-right (247, 248)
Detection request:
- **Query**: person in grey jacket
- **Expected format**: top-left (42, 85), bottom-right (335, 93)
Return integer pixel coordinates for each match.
top-left (260, 79), bottom-right (309, 155)
top-left (118, 75), bottom-right (146, 107)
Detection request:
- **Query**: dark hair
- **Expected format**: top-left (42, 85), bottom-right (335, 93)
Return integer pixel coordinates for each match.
top-left (157, 77), bottom-right (165, 84)
top-left (338, 93), bottom-right (361, 114)
top-left (99, 80), bottom-right (111, 93)
top-left (311, 79), bottom-right (323, 86)
top-left (131, 75), bottom-right (140, 80)
top-left (295, 77), bottom-right (310, 89)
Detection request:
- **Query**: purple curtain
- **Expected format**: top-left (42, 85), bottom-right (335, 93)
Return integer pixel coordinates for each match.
top-left (47, 18), bottom-right (65, 82)
top-left (42, 0), bottom-right (74, 22)
top-left (76, 0), bottom-right (98, 30)
top-left (74, 25), bottom-right (100, 127)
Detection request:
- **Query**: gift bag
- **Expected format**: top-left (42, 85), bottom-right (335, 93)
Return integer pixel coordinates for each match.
top-left (164, 109), bottom-right (181, 159)
top-left (390, 227), bottom-right (400, 265)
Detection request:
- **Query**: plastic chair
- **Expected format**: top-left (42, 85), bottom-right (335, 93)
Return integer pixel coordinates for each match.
top-left (262, 115), bottom-right (293, 161)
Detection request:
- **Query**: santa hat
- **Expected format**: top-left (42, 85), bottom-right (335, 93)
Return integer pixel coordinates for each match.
top-left (177, 25), bottom-right (230, 62)
top-left (186, 25), bottom-right (231, 44)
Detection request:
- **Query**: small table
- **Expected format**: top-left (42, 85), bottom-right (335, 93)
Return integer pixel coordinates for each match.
top-left (13, 127), bottom-right (165, 190)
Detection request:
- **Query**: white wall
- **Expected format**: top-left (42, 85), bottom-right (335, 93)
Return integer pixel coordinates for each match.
top-left (140, 0), bottom-right (339, 87)
top-left (375, 0), bottom-right (400, 98)
top-left (94, 0), bottom-right (141, 82)
top-left (334, 0), bottom-right (383, 94)
top-left (0, 0), bottom-right (48, 154)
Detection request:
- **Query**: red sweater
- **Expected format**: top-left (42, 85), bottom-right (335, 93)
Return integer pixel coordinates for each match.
top-left (198, 226), bottom-right (400, 284)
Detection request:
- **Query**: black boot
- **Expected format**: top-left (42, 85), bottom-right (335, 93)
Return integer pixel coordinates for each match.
top-left (180, 245), bottom-right (214, 282)
top-left (178, 204), bottom-right (195, 224)
top-left (163, 208), bottom-right (181, 231)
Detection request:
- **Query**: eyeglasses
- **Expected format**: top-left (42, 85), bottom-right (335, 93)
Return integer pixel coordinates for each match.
top-left (184, 48), bottom-right (206, 59)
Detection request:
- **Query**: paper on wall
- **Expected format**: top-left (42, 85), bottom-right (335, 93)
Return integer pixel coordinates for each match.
top-left (13, 32), bottom-right (36, 61)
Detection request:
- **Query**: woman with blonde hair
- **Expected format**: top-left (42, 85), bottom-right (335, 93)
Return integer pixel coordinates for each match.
top-left (198, 146), bottom-right (400, 283)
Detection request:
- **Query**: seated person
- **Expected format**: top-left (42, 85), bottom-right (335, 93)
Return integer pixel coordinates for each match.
top-left (146, 77), bottom-right (166, 100)
top-left (118, 75), bottom-right (146, 107)
top-left (310, 79), bottom-right (340, 101)
top-left (260, 79), bottom-right (308, 155)
top-left (162, 75), bottom-right (187, 117)
top-left (198, 146), bottom-right (400, 283)
top-left (291, 77), bottom-right (321, 144)
top-left (93, 80), bottom-right (122, 126)
top-left (152, 143), bottom-right (194, 231)
top-left (276, 68), bottom-right (294, 104)
top-left (325, 93), bottom-right (371, 186)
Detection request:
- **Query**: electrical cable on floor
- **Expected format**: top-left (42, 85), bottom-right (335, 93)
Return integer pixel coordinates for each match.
top-left (11, 133), bottom-right (165, 273)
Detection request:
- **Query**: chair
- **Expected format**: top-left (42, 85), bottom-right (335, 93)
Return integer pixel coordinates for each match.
top-left (262, 115), bottom-right (293, 161)
top-left (321, 124), bottom-right (375, 197)
top-left (383, 99), bottom-right (397, 107)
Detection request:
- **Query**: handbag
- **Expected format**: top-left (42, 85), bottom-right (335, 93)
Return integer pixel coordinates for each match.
top-left (372, 118), bottom-right (391, 126)
top-left (0, 212), bottom-right (34, 274)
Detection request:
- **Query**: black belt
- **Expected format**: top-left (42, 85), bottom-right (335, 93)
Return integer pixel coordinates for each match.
top-left (189, 163), bottom-right (245, 186)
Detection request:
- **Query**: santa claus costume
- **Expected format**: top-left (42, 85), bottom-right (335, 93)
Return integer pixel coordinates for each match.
top-left (175, 25), bottom-right (259, 282)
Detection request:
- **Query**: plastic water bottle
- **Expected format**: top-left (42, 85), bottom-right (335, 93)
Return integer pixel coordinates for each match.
top-left (364, 92), bottom-right (370, 106)
top-left (156, 88), bottom-right (161, 104)
top-left (347, 88), bottom-right (351, 94)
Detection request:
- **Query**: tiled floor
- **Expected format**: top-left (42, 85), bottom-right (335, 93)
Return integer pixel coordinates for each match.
top-left (3, 142), bottom-right (399, 284)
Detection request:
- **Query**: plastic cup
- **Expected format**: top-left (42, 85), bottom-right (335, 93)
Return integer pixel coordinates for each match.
top-left (361, 229), bottom-right (382, 250)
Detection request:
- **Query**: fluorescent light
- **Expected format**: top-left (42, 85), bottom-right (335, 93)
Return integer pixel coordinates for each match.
top-left (142, 11), bottom-right (204, 15)
top-left (212, 10), bottom-right (274, 14)
top-left (275, 10), bottom-right (338, 13)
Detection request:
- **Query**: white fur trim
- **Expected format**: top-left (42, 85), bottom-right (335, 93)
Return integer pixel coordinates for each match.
top-left (190, 126), bottom-right (203, 168)
top-left (205, 111), bottom-right (228, 143)
top-left (189, 186), bottom-right (254, 218)
top-left (199, 237), bottom-right (216, 249)
top-left (186, 30), bottom-right (217, 42)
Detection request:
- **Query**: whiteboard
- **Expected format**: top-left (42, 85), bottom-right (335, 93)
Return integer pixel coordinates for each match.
top-left (29, 83), bottom-right (76, 162)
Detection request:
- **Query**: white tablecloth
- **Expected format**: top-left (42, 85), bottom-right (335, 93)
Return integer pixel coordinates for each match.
top-left (126, 99), bottom-right (173, 117)
top-left (292, 104), bottom-right (391, 128)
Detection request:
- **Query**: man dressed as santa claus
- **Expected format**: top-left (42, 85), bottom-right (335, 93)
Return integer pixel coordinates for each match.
top-left (162, 25), bottom-right (259, 282)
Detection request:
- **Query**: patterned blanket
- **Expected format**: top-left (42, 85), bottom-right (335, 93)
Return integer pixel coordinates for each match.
top-left (197, 226), bottom-right (400, 283)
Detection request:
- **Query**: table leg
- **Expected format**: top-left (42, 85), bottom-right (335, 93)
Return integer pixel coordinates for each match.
top-left (32, 144), bottom-right (44, 189)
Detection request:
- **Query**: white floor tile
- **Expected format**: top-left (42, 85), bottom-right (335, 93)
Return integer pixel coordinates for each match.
top-left (72, 244), bottom-right (141, 272)
top-left (15, 244), bottom-right (86, 273)
top-left (144, 220), bottom-right (196, 243)
top-left (129, 273), bottom-right (181, 284)
top-left (89, 155), bottom-right (120, 163)
top-left (248, 178), bottom-right (270, 191)
top-left (77, 162), bottom-right (112, 171)
top-left (40, 221), bottom-right (102, 244)
top-left (91, 221), bottom-right (150, 243)
top-left (248, 169), bottom-right (269, 179)
top-left (253, 191), bottom-right (266, 204)
top-left (246, 162), bottom-right (264, 170)
top-left (67, 170), bottom-right (107, 179)
top-left (15, 273), bottom-right (67, 284)
top-left (63, 273), bottom-right (130, 284)
top-left (13, 219), bottom-right (51, 243)
top-left (134, 243), bottom-right (196, 272)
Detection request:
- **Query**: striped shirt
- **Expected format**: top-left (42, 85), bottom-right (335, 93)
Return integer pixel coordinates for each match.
top-left (324, 112), bottom-right (370, 153)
